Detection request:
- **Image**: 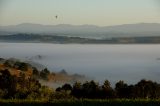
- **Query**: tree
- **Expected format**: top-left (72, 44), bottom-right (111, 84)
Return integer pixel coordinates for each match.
top-left (134, 79), bottom-right (160, 99)
top-left (40, 68), bottom-right (50, 80)
top-left (38, 86), bottom-right (54, 100)
top-left (32, 67), bottom-right (39, 76)
top-left (55, 83), bottom-right (72, 98)
top-left (102, 80), bottom-right (115, 98)
top-left (61, 84), bottom-right (72, 91)
top-left (115, 80), bottom-right (129, 98)
top-left (56, 87), bottom-right (62, 92)
top-left (14, 62), bottom-right (28, 71)
top-left (82, 80), bottom-right (99, 98)
top-left (4, 60), bottom-right (13, 67)
top-left (0, 69), bottom-right (17, 98)
top-left (71, 82), bottom-right (82, 98)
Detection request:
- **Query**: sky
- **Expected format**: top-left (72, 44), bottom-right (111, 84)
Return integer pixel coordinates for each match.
top-left (0, 0), bottom-right (160, 26)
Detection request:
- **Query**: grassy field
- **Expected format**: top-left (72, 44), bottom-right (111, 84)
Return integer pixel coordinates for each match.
top-left (0, 99), bottom-right (160, 106)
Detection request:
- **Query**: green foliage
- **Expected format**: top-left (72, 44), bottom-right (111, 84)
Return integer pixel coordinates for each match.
top-left (38, 86), bottom-right (54, 100)
top-left (134, 79), bottom-right (160, 99)
top-left (71, 80), bottom-right (115, 99)
top-left (51, 91), bottom-right (73, 99)
top-left (32, 67), bottom-right (39, 76)
top-left (0, 69), bottom-right (17, 98)
top-left (70, 79), bottom-right (160, 99)
top-left (40, 68), bottom-right (50, 80)
top-left (27, 92), bottom-right (40, 100)
top-left (61, 84), bottom-right (72, 91)
top-left (1, 61), bottom-right (160, 101)
top-left (14, 62), bottom-right (29, 71)
top-left (71, 82), bottom-right (82, 98)
top-left (0, 99), bottom-right (160, 106)
top-left (82, 80), bottom-right (99, 98)
top-left (115, 80), bottom-right (129, 98)
top-left (0, 89), bottom-right (6, 99)
top-left (102, 80), bottom-right (115, 98)
top-left (0, 69), bottom-right (42, 99)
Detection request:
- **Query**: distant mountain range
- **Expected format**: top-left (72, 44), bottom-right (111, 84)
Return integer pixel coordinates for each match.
top-left (0, 23), bottom-right (160, 39)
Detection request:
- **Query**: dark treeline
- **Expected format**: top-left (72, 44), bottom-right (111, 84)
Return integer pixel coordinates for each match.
top-left (1, 33), bottom-right (160, 44)
top-left (57, 80), bottom-right (160, 99)
top-left (1, 68), bottom-right (160, 100)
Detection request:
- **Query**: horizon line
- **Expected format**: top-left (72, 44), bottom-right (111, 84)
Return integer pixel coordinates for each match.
top-left (1, 22), bottom-right (160, 27)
